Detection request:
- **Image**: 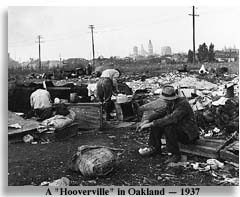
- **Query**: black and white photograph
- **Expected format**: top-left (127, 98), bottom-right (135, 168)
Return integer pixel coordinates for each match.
top-left (7, 4), bottom-right (239, 191)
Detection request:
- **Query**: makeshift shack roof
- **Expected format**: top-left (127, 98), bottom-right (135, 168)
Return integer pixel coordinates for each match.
top-left (94, 64), bottom-right (115, 73)
top-left (62, 58), bottom-right (88, 70)
top-left (61, 67), bottom-right (76, 72)
top-left (76, 67), bottom-right (85, 70)
top-left (8, 111), bottom-right (39, 135)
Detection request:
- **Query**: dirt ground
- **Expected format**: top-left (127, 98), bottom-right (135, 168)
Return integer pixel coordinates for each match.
top-left (8, 126), bottom-right (237, 186)
top-left (8, 61), bottom-right (239, 186)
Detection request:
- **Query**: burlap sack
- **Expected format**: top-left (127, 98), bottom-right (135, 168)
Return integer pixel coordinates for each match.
top-left (69, 145), bottom-right (117, 177)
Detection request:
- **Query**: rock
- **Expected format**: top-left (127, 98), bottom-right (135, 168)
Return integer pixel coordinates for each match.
top-left (40, 181), bottom-right (50, 186)
top-left (206, 159), bottom-right (224, 170)
top-left (48, 177), bottom-right (70, 186)
top-left (181, 155), bottom-right (188, 162)
top-left (157, 176), bottom-right (163, 180)
top-left (23, 134), bottom-right (34, 143)
top-left (87, 180), bottom-right (97, 184)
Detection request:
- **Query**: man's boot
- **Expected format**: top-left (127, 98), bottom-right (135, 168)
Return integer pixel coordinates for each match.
top-left (105, 103), bottom-right (114, 121)
top-left (164, 154), bottom-right (181, 164)
top-left (106, 113), bottom-right (114, 121)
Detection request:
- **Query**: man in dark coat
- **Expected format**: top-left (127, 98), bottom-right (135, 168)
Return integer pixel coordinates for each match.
top-left (86, 63), bottom-right (92, 76)
top-left (137, 85), bottom-right (199, 163)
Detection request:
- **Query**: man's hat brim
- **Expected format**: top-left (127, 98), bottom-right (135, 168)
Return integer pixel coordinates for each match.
top-left (160, 94), bottom-right (179, 100)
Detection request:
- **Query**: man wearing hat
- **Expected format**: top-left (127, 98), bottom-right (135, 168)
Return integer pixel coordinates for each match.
top-left (137, 85), bottom-right (199, 163)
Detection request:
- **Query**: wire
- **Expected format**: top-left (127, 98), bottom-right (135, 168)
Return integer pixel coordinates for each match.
top-left (8, 42), bottom-right (36, 48)
top-left (10, 7), bottom-right (238, 48)
top-left (95, 14), bottom-right (189, 33)
top-left (8, 11), bottom-right (191, 46)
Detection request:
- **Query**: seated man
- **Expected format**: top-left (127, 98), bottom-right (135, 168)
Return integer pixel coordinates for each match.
top-left (137, 85), bottom-right (199, 163)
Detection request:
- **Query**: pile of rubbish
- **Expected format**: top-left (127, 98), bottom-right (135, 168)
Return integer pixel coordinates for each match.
top-left (166, 157), bottom-right (239, 186)
top-left (124, 71), bottom-right (239, 138)
top-left (54, 71), bottom-right (239, 139)
top-left (125, 72), bottom-right (220, 94)
top-left (40, 177), bottom-right (70, 186)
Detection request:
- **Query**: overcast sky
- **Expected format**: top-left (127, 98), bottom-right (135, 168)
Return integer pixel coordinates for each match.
top-left (8, 6), bottom-right (240, 62)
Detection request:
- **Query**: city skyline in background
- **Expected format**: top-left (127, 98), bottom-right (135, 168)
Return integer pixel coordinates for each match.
top-left (130, 41), bottom-right (173, 58)
top-left (8, 6), bottom-right (240, 62)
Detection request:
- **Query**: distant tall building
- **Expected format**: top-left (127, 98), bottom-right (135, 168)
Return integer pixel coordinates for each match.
top-left (161, 46), bottom-right (172, 56)
top-left (133, 46), bottom-right (138, 57)
top-left (148, 40), bottom-right (153, 56)
top-left (223, 47), bottom-right (239, 53)
top-left (140, 44), bottom-right (147, 56)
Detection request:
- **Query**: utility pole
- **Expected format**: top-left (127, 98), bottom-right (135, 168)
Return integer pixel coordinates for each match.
top-left (189, 6), bottom-right (199, 65)
top-left (59, 53), bottom-right (62, 67)
top-left (88, 25), bottom-right (95, 66)
top-left (36, 35), bottom-right (44, 70)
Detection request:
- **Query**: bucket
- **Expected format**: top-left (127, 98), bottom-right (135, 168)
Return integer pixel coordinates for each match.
top-left (116, 94), bottom-right (128, 104)
top-left (70, 93), bottom-right (78, 103)
top-left (225, 85), bottom-right (234, 98)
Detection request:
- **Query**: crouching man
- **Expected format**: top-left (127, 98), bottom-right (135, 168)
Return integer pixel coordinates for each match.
top-left (96, 67), bottom-right (121, 120)
top-left (29, 86), bottom-right (53, 121)
top-left (137, 85), bottom-right (199, 163)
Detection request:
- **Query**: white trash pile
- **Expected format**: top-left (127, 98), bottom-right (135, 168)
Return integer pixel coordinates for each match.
top-left (126, 72), bottom-right (238, 95)
top-left (125, 72), bottom-right (238, 110)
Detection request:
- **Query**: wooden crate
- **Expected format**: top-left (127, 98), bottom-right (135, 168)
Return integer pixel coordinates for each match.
top-left (180, 138), bottom-right (227, 159)
top-left (66, 102), bottom-right (103, 130)
top-left (220, 141), bottom-right (239, 163)
top-left (54, 123), bottom-right (80, 141)
top-left (114, 101), bottom-right (136, 121)
top-left (178, 86), bottom-right (196, 98)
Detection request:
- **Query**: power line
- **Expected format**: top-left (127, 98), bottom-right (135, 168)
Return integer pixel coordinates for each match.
top-left (9, 32), bottom-right (89, 47)
top-left (96, 15), bottom-right (187, 34)
top-left (8, 42), bottom-right (35, 48)
top-left (189, 6), bottom-right (199, 65)
top-left (9, 14), bottom-right (189, 47)
top-left (8, 39), bottom-right (34, 45)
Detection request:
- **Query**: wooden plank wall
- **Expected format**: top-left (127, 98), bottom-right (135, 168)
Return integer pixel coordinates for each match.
top-left (67, 103), bottom-right (103, 130)
top-left (220, 141), bottom-right (239, 163)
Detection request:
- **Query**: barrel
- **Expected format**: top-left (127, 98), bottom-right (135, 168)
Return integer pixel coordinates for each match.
top-left (225, 85), bottom-right (234, 98)
top-left (70, 93), bottom-right (78, 103)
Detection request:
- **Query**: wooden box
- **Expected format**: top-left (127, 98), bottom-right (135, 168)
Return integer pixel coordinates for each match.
top-left (179, 138), bottom-right (227, 159)
top-left (56, 123), bottom-right (79, 138)
top-left (178, 86), bottom-right (196, 98)
top-left (38, 123), bottom-right (80, 142)
top-left (220, 141), bottom-right (239, 163)
top-left (114, 101), bottom-right (137, 121)
top-left (67, 102), bottom-right (103, 130)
